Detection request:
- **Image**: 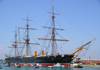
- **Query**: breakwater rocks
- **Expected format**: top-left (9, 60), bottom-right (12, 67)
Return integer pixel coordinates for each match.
top-left (81, 64), bottom-right (100, 67)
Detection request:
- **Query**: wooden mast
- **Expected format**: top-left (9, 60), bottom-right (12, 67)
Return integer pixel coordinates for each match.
top-left (26, 13), bottom-right (30, 56)
top-left (14, 26), bottom-right (17, 57)
top-left (38, 1), bottom-right (68, 56)
top-left (17, 13), bottom-right (39, 56)
top-left (8, 26), bottom-right (22, 57)
top-left (52, 2), bottom-right (55, 56)
top-left (9, 13), bottom-right (39, 57)
top-left (22, 13), bottom-right (32, 56)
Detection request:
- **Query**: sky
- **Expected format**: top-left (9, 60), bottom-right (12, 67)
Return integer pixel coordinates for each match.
top-left (0, 0), bottom-right (100, 60)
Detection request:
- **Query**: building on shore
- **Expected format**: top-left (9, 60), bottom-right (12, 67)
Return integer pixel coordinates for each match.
top-left (75, 58), bottom-right (100, 64)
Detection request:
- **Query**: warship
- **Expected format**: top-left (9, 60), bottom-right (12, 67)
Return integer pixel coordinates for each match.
top-left (5, 1), bottom-right (95, 67)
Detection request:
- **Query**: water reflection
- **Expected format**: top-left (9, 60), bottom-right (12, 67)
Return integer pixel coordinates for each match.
top-left (0, 64), bottom-right (77, 70)
top-left (1, 64), bottom-right (100, 70)
top-left (0, 64), bottom-right (79, 70)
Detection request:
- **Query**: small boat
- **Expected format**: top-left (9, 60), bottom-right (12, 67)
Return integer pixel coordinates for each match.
top-left (36, 63), bottom-right (39, 66)
top-left (61, 65), bottom-right (66, 68)
top-left (33, 66), bottom-right (39, 68)
top-left (54, 63), bottom-right (62, 68)
top-left (24, 63), bottom-right (28, 66)
top-left (31, 64), bottom-right (33, 66)
top-left (69, 63), bottom-right (83, 68)
top-left (33, 64), bottom-right (39, 68)
top-left (15, 63), bottom-right (21, 68)
top-left (17, 65), bottom-right (21, 68)
top-left (5, 62), bottom-right (10, 67)
top-left (48, 66), bottom-right (54, 68)
top-left (74, 65), bottom-right (83, 68)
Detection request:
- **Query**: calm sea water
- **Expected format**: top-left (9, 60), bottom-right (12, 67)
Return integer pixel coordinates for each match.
top-left (0, 63), bottom-right (100, 70)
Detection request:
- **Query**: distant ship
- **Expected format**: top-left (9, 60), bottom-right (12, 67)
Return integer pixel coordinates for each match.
top-left (5, 1), bottom-right (95, 67)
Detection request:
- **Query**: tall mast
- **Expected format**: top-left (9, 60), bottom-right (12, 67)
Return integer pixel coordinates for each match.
top-left (23, 13), bottom-right (32, 56)
top-left (52, 0), bottom-right (55, 55)
top-left (8, 26), bottom-right (22, 57)
top-left (18, 13), bottom-right (39, 56)
top-left (26, 13), bottom-right (29, 56)
top-left (38, 0), bottom-right (68, 56)
top-left (14, 26), bottom-right (17, 57)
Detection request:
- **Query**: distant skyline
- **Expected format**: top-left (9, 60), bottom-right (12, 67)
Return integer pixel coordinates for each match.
top-left (0, 0), bottom-right (100, 59)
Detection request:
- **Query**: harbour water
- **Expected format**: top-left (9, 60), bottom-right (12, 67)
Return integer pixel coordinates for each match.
top-left (0, 63), bottom-right (100, 70)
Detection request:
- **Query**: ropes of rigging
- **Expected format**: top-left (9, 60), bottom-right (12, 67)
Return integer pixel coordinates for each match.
top-left (55, 19), bottom-right (80, 47)
top-left (18, 29), bottom-right (27, 42)
top-left (20, 44), bottom-right (25, 56)
top-left (36, 16), bottom-right (51, 38)
top-left (9, 48), bottom-right (14, 57)
top-left (29, 31), bottom-right (39, 43)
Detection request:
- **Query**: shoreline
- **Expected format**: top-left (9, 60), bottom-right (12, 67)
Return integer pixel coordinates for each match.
top-left (81, 64), bottom-right (100, 67)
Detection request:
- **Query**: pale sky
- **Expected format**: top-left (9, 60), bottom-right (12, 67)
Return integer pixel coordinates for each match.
top-left (0, 0), bottom-right (100, 59)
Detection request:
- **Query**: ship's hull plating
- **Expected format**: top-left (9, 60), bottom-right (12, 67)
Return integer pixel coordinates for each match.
top-left (5, 54), bottom-right (74, 67)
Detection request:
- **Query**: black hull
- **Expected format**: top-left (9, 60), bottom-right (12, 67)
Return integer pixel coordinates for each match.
top-left (5, 54), bottom-right (74, 64)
